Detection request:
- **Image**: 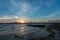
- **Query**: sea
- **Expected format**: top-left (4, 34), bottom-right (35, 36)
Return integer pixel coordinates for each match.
top-left (0, 23), bottom-right (60, 40)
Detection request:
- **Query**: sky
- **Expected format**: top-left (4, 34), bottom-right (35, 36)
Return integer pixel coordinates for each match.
top-left (0, 0), bottom-right (60, 20)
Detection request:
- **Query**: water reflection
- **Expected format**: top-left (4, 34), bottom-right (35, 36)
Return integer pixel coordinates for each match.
top-left (19, 24), bottom-right (26, 36)
top-left (0, 24), bottom-right (59, 40)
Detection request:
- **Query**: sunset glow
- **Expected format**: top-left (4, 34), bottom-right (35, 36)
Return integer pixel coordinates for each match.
top-left (16, 20), bottom-right (25, 23)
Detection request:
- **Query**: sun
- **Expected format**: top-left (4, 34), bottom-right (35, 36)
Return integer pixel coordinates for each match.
top-left (20, 20), bottom-right (25, 23)
top-left (16, 20), bottom-right (25, 23)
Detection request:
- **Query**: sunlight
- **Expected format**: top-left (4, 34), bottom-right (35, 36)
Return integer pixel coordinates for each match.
top-left (20, 26), bottom-right (25, 35)
top-left (20, 20), bottom-right (25, 23)
top-left (16, 20), bottom-right (25, 23)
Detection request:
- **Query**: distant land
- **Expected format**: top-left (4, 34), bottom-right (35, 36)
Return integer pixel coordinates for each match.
top-left (0, 19), bottom-right (60, 23)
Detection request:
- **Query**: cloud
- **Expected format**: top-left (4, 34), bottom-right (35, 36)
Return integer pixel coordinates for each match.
top-left (0, 15), bottom-right (19, 19)
top-left (12, 16), bottom-right (19, 19)
top-left (44, 13), bottom-right (57, 18)
top-left (44, 0), bottom-right (55, 8)
top-left (41, 10), bottom-right (60, 19)
top-left (0, 15), bottom-right (31, 21)
top-left (17, 3), bottom-right (32, 15)
top-left (20, 3), bottom-right (31, 12)
top-left (9, 0), bottom-right (57, 20)
top-left (29, 0), bottom-right (43, 14)
top-left (10, 0), bottom-right (20, 7)
top-left (10, 0), bottom-right (43, 13)
top-left (10, 0), bottom-right (31, 16)
top-left (0, 16), bottom-right (11, 19)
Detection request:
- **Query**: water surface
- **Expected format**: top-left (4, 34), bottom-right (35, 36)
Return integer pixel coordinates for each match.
top-left (0, 24), bottom-right (59, 40)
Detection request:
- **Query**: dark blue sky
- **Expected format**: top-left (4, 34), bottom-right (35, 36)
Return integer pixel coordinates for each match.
top-left (0, 0), bottom-right (60, 20)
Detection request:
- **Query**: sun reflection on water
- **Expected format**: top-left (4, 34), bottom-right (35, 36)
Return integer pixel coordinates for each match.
top-left (19, 24), bottom-right (26, 36)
